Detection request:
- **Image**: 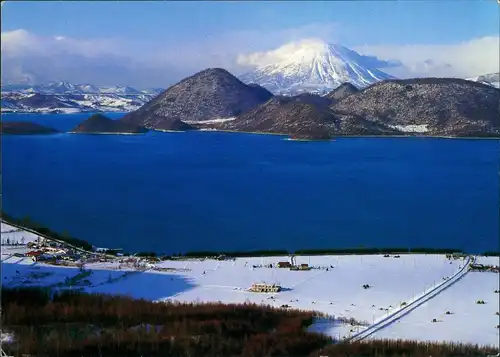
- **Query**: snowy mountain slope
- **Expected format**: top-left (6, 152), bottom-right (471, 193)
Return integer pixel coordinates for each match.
top-left (239, 39), bottom-right (396, 96)
top-left (467, 72), bottom-right (499, 89)
top-left (1, 82), bottom-right (165, 113)
top-left (1, 82), bottom-right (163, 96)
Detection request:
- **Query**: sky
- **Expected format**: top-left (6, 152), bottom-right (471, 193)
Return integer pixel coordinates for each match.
top-left (1, 1), bottom-right (499, 88)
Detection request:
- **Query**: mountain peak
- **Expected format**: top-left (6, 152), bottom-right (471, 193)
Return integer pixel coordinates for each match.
top-left (239, 40), bottom-right (395, 96)
top-left (120, 68), bottom-right (273, 130)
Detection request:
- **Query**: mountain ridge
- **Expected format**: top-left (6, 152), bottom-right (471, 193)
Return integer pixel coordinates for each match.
top-left (1, 82), bottom-right (164, 114)
top-left (120, 68), bottom-right (273, 130)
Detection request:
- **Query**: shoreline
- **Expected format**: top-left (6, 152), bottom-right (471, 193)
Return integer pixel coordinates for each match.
top-left (152, 128), bottom-right (187, 133)
top-left (2, 112), bottom-right (498, 139)
top-left (67, 131), bottom-right (147, 135)
top-left (158, 128), bottom-right (500, 140)
top-left (3, 216), bottom-right (499, 258)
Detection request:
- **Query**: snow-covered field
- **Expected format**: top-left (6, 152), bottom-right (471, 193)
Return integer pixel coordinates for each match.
top-left (1, 222), bottom-right (41, 245)
top-left (388, 124), bottom-right (429, 133)
top-left (371, 272), bottom-right (499, 347)
top-left (1, 224), bottom-right (498, 347)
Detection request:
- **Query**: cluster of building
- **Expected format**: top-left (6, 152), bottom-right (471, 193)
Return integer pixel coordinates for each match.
top-left (248, 283), bottom-right (282, 293)
top-left (276, 255), bottom-right (311, 270)
top-left (23, 240), bottom-right (82, 263)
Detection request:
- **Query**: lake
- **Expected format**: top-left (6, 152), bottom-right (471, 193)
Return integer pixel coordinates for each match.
top-left (2, 113), bottom-right (499, 254)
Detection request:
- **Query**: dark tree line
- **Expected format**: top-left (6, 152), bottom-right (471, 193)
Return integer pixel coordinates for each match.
top-left (2, 287), bottom-right (327, 357)
top-left (312, 338), bottom-right (498, 357)
top-left (2, 288), bottom-right (497, 357)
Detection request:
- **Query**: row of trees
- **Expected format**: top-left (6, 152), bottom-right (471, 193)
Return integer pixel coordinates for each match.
top-left (2, 288), bottom-right (327, 356)
top-left (312, 338), bottom-right (498, 357)
top-left (2, 288), bottom-right (497, 357)
top-left (173, 247), bottom-right (467, 259)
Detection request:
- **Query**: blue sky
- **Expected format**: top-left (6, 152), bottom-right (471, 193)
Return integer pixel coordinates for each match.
top-left (1, 1), bottom-right (499, 87)
top-left (2, 1), bottom-right (497, 45)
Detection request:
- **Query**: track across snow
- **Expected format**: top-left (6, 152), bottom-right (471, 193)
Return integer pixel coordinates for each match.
top-left (347, 256), bottom-right (472, 342)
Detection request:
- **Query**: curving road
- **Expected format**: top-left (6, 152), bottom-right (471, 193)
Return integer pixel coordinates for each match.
top-left (346, 255), bottom-right (473, 343)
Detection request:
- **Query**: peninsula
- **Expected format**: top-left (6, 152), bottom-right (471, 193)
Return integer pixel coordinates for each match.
top-left (1, 121), bottom-right (59, 135)
top-left (70, 113), bottom-right (148, 134)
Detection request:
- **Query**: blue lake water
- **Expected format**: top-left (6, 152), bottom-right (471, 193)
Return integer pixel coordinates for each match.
top-left (2, 113), bottom-right (499, 254)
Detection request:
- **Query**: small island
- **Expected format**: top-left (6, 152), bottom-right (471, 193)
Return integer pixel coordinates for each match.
top-left (70, 113), bottom-right (148, 134)
top-left (1, 121), bottom-right (59, 135)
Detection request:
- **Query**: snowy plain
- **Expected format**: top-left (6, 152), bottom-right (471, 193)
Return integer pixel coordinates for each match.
top-left (370, 272), bottom-right (499, 347)
top-left (1, 222), bottom-right (498, 347)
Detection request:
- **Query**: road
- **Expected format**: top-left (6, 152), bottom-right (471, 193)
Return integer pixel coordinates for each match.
top-left (346, 255), bottom-right (473, 343)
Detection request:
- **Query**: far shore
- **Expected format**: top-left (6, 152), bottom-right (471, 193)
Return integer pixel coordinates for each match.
top-left (3, 214), bottom-right (499, 259)
top-left (67, 131), bottom-right (146, 135)
top-left (3, 111), bottom-right (499, 140)
top-left (177, 128), bottom-right (500, 141)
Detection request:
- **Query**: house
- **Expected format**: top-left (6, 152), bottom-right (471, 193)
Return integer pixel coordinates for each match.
top-left (299, 263), bottom-right (311, 270)
top-left (248, 283), bottom-right (282, 293)
top-left (290, 263), bottom-right (311, 271)
top-left (277, 261), bottom-right (291, 268)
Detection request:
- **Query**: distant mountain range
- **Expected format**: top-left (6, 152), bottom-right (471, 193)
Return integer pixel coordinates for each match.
top-left (239, 39), bottom-right (396, 96)
top-left (1, 40), bottom-right (500, 124)
top-left (9, 67), bottom-right (499, 139)
top-left (1, 82), bottom-right (164, 114)
top-left (66, 68), bottom-right (498, 140)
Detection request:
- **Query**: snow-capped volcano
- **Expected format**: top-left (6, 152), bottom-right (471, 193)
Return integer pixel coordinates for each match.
top-left (239, 39), bottom-right (396, 95)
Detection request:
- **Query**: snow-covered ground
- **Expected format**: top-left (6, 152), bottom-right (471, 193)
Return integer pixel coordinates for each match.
top-left (1, 90), bottom-right (158, 114)
top-left (476, 256), bottom-right (500, 266)
top-left (388, 124), bottom-right (429, 133)
top-left (184, 117), bottom-right (236, 124)
top-left (1, 228), bottom-right (497, 346)
top-left (371, 272), bottom-right (499, 347)
top-left (1, 222), bottom-right (41, 245)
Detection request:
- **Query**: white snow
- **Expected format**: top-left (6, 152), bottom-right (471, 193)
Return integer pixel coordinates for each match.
top-left (1, 226), bottom-right (497, 346)
top-left (1, 84), bottom-right (163, 114)
top-left (389, 124), bottom-right (429, 133)
top-left (184, 117), bottom-right (236, 124)
top-left (239, 39), bottom-right (395, 95)
top-left (476, 256), bottom-right (500, 266)
top-left (1, 223), bottom-right (41, 245)
top-left (370, 272), bottom-right (499, 347)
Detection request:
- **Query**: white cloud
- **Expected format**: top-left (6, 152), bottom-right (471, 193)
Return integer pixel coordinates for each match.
top-left (0, 29), bottom-right (166, 87)
top-left (1, 26), bottom-right (498, 88)
top-left (236, 38), bottom-right (401, 69)
top-left (1, 29), bottom-right (125, 59)
top-left (354, 36), bottom-right (500, 79)
top-left (1, 24), bottom-right (341, 87)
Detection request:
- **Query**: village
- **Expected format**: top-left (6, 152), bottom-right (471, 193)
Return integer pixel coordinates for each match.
top-left (1, 220), bottom-right (499, 348)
